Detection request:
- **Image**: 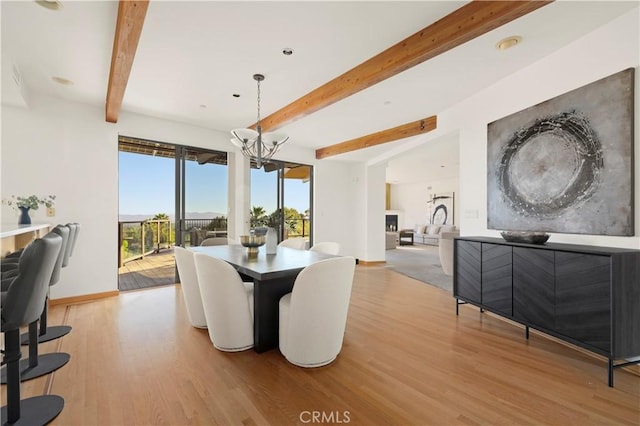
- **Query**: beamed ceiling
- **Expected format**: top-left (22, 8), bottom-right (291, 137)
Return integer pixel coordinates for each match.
top-left (2, 1), bottom-right (637, 182)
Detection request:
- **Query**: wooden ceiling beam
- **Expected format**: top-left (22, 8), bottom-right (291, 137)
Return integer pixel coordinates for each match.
top-left (105, 0), bottom-right (149, 123)
top-left (315, 116), bottom-right (437, 159)
top-left (258, 0), bottom-right (552, 132)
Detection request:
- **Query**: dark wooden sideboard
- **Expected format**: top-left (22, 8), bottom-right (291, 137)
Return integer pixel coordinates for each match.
top-left (453, 236), bottom-right (640, 387)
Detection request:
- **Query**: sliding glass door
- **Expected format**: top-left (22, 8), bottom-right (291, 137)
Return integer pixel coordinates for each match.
top-left (118, 136), bottom-right (228, 290)
top-left (175, 147), bottom-right (228, 248)
top-left (283, 164), bottom-right (312, 241)
top-left (250, 161), bottom-right (313, 245)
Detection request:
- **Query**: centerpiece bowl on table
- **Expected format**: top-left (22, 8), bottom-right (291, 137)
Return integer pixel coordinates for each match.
top-left (240, 235), bottom-right (266, 254)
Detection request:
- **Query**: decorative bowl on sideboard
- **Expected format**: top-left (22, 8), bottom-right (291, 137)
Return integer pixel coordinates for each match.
top-left (500, 231), bottom-right (549, 245)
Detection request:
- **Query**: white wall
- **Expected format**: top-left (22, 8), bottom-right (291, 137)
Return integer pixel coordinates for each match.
top-left (312, 161), bottom-right (358, 256)
top-left (380, 8), bottom-right (639, 250)
top-left (227, 151), bottom-right (250, 240)
top-left (451, 8), bottom-right (639, 249)
top-left (2, 98), bottom-right (119, 299)
top-left (344, 162), bottom-right (386, 262)
top-left (391, 176), bottom-right (460, 229)
top-left (1, 97), bottom-right (359, 298)
top-left (363, 162), bottom-right (387, 262)
top-left (379, 10), bottom-right (640, 253)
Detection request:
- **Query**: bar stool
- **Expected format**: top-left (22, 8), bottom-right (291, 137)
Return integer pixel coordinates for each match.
top-left (1, 222), bottom-right (76, 280)
top-left (1, 232), bottom-right (65, 425)
top-left (1, 225), bottom-right (71, 383)
top-left (67, 222), bottom-right (80, 257)
top-left (20, 223), bottom-right (79, 345)
top-left (1, 252), bottom-right (21, 277)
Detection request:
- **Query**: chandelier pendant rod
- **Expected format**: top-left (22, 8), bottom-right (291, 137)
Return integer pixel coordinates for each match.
top-left (256, 75), bottom-right (263, 168)
top-left (256, 125), bottom-right (263, 168)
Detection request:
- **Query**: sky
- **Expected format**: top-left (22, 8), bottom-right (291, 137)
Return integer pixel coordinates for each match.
top-left (118, 152), bottom-right (310, 217)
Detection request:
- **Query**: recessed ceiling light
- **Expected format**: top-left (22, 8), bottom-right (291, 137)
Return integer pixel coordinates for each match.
top-left (282, 48), bottom-right (294, 56)
top-left (51, 76), bottom-right (73, 86)
top-left (35, 0), bottom-right (63, 11)
top-left (496, 36), bottom-right (522, 51)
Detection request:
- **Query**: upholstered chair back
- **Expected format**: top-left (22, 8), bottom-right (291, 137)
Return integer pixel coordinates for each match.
top-left (309, 242), bottom-right (340, 255)
top-left (174, 246), bottom-right (207, 328)
top-left (279, 256), bottom-right (355, 367)
top-left (193, 253), bottom-right (254, 352)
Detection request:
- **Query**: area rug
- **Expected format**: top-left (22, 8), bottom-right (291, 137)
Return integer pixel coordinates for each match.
top-left (385, 244), bottom-right (452, 293)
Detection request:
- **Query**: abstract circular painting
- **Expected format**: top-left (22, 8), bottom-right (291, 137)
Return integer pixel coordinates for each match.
top-left (487, 68), bottom-right (633, 236)
top-left (497, 111), bottom-right (602, 218)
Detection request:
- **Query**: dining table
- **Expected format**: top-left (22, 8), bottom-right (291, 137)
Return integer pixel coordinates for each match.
top-left (188, 244), bottom-right (337, 352)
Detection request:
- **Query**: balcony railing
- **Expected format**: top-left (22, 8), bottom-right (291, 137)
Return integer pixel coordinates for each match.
top-left (119, 219), bottom-right (173, 266)
top-left (283, 218), bottom-right (310, 238)
top-left (117, 216), bottom-right (310, 266)
top-left (118, 218), bottom-right (227, 266)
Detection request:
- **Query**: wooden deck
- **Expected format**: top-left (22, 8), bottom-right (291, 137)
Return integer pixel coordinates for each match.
top-left (118, 247), bottom-right (176, 291)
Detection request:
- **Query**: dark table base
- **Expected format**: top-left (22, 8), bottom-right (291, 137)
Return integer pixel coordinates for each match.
top-left (253, 276), bottom-right (296, 353)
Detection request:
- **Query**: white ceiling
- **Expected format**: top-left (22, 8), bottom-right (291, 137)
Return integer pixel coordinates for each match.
top-left (2, 1), bottom-right (638, 183)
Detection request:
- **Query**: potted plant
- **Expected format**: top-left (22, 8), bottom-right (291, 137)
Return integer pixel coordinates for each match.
top-left (249, 206), bottom-right (268, 235)
top-left (265, 209), bottom-right (297, 240)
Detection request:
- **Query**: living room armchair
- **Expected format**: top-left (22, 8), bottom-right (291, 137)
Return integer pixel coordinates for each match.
top-left (438, 231), bottom-right (459, 276)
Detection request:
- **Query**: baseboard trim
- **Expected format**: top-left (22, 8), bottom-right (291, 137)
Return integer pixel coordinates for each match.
top-left (50, 291), bottom-right (119, 306)
top-left (358, 260), bottom-right (386, 266)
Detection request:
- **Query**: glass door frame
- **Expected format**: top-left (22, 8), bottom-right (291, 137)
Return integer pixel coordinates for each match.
top-left (175, 145), bottom-right (187, 247)
top-left (174, 145), bottom-right (229, 247)
top-left (260, 160), bottom-right (313, 245)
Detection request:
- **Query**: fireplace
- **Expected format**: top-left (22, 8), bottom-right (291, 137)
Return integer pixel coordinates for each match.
top-left (385, 215), bottom-right (398, 231)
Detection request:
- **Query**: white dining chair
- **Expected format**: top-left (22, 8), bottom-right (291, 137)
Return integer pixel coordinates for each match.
top-left (200, 237), bottom-right (228, 246)
top-left (193, 253), bottom-right (254, 352)
top-left (279, 256), bottom-right (356, 367)
top-left (174, 247), bottom-right (207, 328)
top-left (309, 242), bottom-right (340, 255)
top-left (278, 238), bottom-right (306, 250)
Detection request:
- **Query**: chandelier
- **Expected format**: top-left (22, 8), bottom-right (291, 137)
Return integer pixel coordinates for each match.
top-left (231, 74), bottom-right (289, 168)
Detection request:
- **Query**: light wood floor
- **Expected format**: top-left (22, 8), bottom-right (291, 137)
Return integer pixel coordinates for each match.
top-left (3, 266), bottom-right (639, 425)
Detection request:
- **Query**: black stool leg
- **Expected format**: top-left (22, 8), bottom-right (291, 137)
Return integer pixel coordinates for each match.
top-left (1, 328), bottom-right (66, 426)
top-left (1, 321), bottom-right (70, 384)
top-left (20, 296), bottom-right (71, 345)
top-left (4, 329), bottom-right (22, 423)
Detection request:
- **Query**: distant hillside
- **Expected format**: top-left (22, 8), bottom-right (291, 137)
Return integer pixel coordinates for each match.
top-left (119, 212), bottom-right (226, 222)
